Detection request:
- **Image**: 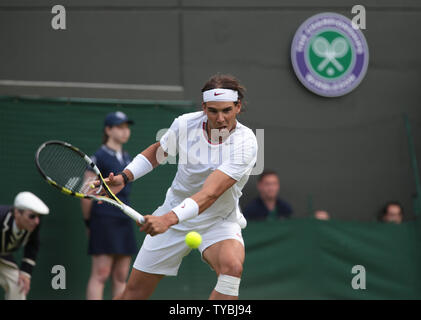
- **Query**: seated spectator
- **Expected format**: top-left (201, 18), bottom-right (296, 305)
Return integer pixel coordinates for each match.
top-left (377, 201), bottom-right (404, 224)
top-left (243, 170), bottom-right (293, 221)
top-left (314, 210), bottom-right (330, 220)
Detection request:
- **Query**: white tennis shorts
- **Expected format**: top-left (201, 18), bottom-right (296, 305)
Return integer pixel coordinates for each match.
top-left (133, 206), bottom-right (244, 276)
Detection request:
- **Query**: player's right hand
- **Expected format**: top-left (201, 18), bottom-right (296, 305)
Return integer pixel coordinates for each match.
top-left (138, 212), bottom-right (178, 236)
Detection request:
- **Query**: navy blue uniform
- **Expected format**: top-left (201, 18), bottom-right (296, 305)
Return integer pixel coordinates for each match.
top-left (88, 145), bottom-right (137, 255)
top-left (243, 196), bottom-right (293, 221)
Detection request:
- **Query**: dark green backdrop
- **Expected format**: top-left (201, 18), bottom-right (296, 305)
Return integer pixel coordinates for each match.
top-left (1, 97), bottom-right (420, 299)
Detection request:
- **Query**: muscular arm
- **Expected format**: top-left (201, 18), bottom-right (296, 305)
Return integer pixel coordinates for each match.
top-left (191, 170), bottom-right (237, 214)
top-left (99, 142), bottom-right (168, 197)
top-left (123, 142), bottom-right (167, 181)
top-left (142, 142), bottom-right (166, 168)
top-left (159, 170), bottom-right (237, 227)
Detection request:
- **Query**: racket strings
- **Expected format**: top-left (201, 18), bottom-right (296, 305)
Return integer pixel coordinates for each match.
top-left (38, 144), bottom-right (92, 194)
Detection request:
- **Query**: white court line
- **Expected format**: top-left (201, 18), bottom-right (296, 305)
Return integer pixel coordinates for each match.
top-left (0, 80), bottom-right (184, 92)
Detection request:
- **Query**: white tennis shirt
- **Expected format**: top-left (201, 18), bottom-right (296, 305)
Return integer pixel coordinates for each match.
top-left (158, 111), bottom-right (258, 231)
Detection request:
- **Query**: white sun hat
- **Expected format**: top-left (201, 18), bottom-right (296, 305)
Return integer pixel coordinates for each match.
top-left (14, 191), bottom-right (50, 215)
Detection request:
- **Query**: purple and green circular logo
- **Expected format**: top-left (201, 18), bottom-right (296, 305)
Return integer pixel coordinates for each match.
top-left (291, 13), bottom-right (369, 97)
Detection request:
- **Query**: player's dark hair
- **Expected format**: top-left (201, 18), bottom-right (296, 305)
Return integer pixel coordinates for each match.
top-left (201, 73), bottom-right (246, 109)
top-left (258, 170), bottom-right (279, 182)
top-left (377, 201), bottom-right (404, 222)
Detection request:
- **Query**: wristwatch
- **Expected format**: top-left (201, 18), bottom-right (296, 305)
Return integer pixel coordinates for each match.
top-left (117, 171), bottom-right (129, 186)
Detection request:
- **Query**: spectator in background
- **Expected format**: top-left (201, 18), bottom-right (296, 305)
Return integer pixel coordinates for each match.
top-left (0, 191), bottom-right (49, 299)
top-left (377, 201), bottom-right (404, 224)
top-left (81, 111), bottom-right (138, 300)
top-left (243, 170), bottom-right (293, 221)
top-left (314, 210), bottom-right (330, 220)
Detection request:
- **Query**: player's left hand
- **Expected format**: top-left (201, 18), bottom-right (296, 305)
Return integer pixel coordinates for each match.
top-left (18, 272), bottom-right (31, 295)
top-left (139, 212), bottom-right (178, 236)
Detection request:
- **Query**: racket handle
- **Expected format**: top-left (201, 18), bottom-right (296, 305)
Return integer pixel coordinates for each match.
top-left (122, 204), bottom-right (145, 224)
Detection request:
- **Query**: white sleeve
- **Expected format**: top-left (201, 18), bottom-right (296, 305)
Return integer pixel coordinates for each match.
top-left (217, 132), bottom-right (258, 181)
top-left (159, 116), bottom-right (180, 156)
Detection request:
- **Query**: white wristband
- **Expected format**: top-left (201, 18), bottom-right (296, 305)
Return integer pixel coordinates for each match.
top-left (172, 198), bottom-right (199, 223)
top-left (125, 154), bottom-right (153, 181)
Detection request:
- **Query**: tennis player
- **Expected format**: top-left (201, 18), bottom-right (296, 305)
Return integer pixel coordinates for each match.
top-left (104, 74), bottom-right (258, 300)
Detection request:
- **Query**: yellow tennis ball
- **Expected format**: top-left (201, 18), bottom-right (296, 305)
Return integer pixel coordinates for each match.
top-left (185, 231), bottom-right (202, 249)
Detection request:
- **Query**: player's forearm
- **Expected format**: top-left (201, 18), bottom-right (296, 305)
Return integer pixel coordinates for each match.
top-left (166, 170), bottom-right (237, 226)
top-left (124, 142), bottom-right (167, 183)
top-left (141, 142), bottom-right (164, 168)
top-left (191, 190), bottom-right (220, 214)
top-left (164, 190), bottom-right (220, 227)
top-left (193, 170), bottom-right (236, 213)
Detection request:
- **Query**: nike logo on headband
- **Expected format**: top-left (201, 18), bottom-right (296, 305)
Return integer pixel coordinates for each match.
top-left (203, 89), bottom-right (238, 102)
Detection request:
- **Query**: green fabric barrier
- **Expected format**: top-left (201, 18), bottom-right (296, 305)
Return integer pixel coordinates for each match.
top-left (16, 218), bottom-right (421, 300)
top-left (1, 97), bottom-right (420, 300)
top-left (0, 96), bottom-right (195, 299)
top-left (241, 218), bottom-right (421, 299)
top-left (150, 218), bottom-right (421, 300)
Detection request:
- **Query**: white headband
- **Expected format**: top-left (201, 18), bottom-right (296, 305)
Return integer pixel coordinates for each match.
top-left (203, 89), bottom-right (238, 102)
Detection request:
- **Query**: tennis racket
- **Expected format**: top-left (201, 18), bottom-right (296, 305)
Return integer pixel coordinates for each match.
top-left (35, 140), bottom-right (144, 224)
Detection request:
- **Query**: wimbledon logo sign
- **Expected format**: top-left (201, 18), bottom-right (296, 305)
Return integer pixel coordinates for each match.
top-left (291, 13), bottom-right (369, 97)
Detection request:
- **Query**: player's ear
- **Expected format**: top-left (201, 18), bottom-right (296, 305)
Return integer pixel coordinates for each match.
top-left (202, 102), bottom-right (207, 112)
top-left (235, 101), bottom-right (242, 114)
